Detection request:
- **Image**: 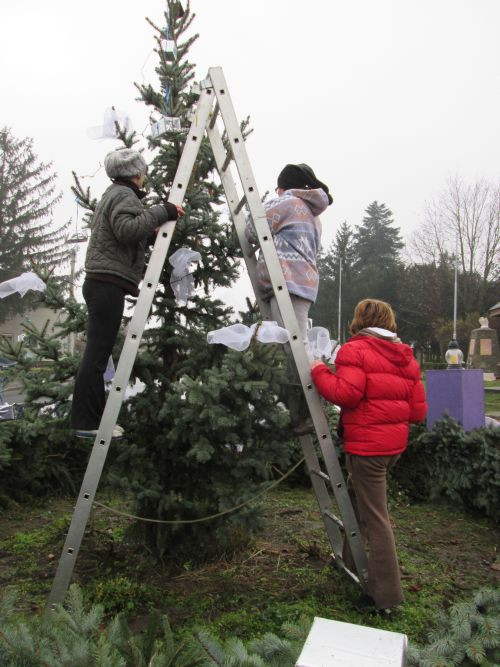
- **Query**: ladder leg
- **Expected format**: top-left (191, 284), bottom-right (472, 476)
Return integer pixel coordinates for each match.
top-left (299, 433), bottom-right (343, 559)
top-left (45, 86), bottom-right (215, 613)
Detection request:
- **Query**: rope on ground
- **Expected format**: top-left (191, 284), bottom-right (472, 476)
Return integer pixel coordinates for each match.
top-left (92, 457), bottom-right (305, 525)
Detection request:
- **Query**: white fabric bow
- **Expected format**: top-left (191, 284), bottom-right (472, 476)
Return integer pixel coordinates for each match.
top-left (0, 272), bottom-right (46, 299)
top-left (207, 321), bottom-right (290, 351)
top-left (306, 326), bottom-right (340, 362)
top-left (169, 247), bottom-right (202, 306)
top-left (87, 107), bottom-right (132, 140)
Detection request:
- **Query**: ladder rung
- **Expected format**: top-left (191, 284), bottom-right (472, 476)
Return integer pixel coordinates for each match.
top-left (310, 468), bottom-right (330, 483)
top-left (209, 102), bottom-right (220, 129)
top-left (221, 151), bottom-right (233, 172)
top-left (324, 509), bottom-right (344, 529)
top-left (234, 195), bottom-right (247, 214)
top-left (330, 553), bottom-right (361, 586)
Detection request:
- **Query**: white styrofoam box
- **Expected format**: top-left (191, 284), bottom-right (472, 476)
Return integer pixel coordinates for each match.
top-left (296, 617), bottom-right (407, 667)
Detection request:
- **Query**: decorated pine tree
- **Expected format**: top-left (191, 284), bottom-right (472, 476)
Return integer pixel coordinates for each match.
top-left (0, 128), bottom-right (71, 322)
top-left (95, 1), bottom-right (292, 560)
top-left (0, 1), bottom-right (293, 555)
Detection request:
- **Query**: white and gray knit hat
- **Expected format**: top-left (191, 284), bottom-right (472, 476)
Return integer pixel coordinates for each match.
top-left (104, 148), bottom-right (147, 179)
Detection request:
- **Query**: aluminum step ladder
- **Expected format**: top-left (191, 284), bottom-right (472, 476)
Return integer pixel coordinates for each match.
top-left (47, 66), bottom-right (368, 613)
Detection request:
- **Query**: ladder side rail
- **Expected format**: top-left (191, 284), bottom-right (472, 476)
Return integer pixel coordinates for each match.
top-left (208, 67), bottom-right (368, 585)
top-left (206, 121), bottom-right (348, 565)
top-left (205, 120), bottom-right (271, 319)
top-left (207, 67), bottom-right (307, 369)
top-left (46, 87), bottom-right (215, 611)
top-left (299, 433), bottom-right (344, 559)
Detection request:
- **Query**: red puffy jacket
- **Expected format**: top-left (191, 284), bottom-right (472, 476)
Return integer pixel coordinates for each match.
top-left (311, 332), bottom-right (427, 456)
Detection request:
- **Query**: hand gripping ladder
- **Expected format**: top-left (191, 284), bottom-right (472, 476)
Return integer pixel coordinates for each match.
top-left (47, 67), bottom-right (368, 614)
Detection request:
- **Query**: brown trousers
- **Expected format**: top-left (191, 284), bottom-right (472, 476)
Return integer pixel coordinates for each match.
top-left (343, 454), bottom-right (403, 609)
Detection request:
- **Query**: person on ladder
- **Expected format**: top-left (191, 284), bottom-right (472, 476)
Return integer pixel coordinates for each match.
top-left (245, 163), bottom-right (333, 435)
top-left (310, 298), bottom-right (427, 614)
top-left (71, 148), bottom-right (184, 439)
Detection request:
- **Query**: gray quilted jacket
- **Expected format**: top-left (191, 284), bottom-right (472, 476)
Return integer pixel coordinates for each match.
top-left (85, 183), bottom-right (171, 287)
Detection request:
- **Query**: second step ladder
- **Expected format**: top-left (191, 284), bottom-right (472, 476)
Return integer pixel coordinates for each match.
top-left (204, 67), bottom-right (368, 589)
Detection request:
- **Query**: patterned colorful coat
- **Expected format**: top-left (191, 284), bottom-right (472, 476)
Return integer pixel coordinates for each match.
top-left (244, 188), bottom-right (329, 302)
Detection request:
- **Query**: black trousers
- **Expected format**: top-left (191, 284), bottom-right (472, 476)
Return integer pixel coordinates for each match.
top-left (71, 279), bottom-right (125, 429)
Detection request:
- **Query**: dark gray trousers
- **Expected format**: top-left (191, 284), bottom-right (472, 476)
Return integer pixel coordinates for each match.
top-left (71, 279), bottom-right (125, 430)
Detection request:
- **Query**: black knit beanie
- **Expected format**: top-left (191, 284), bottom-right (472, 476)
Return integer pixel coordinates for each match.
top-left (277, 163), bottom-right (333, 205)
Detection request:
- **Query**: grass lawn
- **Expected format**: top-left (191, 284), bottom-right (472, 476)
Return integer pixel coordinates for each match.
top-left (485, 379), bottom-right (500, 415)
top-left (0, 486), bottom-right (498, 647)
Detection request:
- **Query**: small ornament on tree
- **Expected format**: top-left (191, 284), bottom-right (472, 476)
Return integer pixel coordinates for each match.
top-left (66, 199), bottom-right (88, 244)
top-left (160, 39), bottom-right (177, 62)
top-left (150, 116), bottom-right (182, 137)
top-left (149, 2), bottom-right (181, 137)
top-left (168, 247), bottom-right (201, 305)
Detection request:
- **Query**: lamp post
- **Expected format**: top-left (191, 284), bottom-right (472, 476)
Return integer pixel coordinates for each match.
top-left (445, 234), bottom-right (464, 369)
top-left (337, 257), bottom-right (342, 343)
top-left (427, 233), bottom-right (485, 431)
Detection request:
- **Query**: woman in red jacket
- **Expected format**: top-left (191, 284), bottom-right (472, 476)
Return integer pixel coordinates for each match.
top-left (311, 299), bottom-right (427, 613)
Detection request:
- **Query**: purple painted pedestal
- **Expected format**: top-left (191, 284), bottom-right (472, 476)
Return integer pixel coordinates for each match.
top-left (426, 369), bottom-right (485, 431)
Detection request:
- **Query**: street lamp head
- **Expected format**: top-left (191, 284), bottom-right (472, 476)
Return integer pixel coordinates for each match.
top-left (66, 231), bottom-right (88, 244)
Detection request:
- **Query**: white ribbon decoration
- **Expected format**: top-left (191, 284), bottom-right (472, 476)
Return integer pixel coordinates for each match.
top-left (86, 107), bottom-right (132, 140)
top-left (0, 272), bottom-right (46, 299)
top-left (169, 247), bottom-right (202, 306)
top-left (306, 326), bottom-right (340, 363)
top-left (207, 321), bottom-right (290, 352)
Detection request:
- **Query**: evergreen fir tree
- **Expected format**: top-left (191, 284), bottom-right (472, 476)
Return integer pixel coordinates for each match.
top-left (0, 583), bottom-right (309, 666)
top-left (352, 201), bottom-right (404, 309)
top-left (87, 1), bottom-right (292, 560)
top-left (407, 588), bottom-right (500, 666)
top-left (0, 269), bottom-right (90, 502)
top-left (0, 128), bottom-right (71, 322)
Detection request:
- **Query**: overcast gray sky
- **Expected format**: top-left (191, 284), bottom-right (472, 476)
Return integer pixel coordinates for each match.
top-left (2, 0), bottom-right (499, 310)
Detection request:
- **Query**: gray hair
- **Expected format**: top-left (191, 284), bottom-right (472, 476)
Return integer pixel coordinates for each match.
top-left (104, 148), bottom-right (147, 179)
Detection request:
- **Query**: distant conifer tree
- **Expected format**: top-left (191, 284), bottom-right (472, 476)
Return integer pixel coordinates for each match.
top-left (0, 128), bottom-right (71, 322)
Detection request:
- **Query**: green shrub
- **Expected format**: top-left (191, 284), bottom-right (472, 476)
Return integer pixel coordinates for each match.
top-left (0, 584), bottom-right (309, 666)
top-left (0, 412), bottom-right (92, 503)
top-left (423, 362), bottom-right (448, 370)
top-left (393, 418), bottom-right (500, 519)
top-left (93, 576), bottom-right (155, 615)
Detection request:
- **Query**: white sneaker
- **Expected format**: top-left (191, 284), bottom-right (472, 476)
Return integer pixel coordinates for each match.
top-left (75, 424), bottom-right (124, 439)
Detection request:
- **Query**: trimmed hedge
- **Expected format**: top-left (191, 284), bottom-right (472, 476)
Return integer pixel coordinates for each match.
top-left (393, 418), bottom-right (500, 520)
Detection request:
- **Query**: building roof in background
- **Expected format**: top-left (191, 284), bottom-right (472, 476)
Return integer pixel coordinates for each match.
top-left (489, 303), bottom-right (500, 318)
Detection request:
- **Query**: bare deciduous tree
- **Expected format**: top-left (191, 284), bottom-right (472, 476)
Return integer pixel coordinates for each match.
top-left (411, 176), bottom-right (499, 286)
